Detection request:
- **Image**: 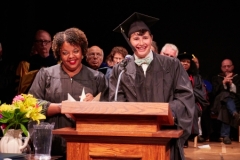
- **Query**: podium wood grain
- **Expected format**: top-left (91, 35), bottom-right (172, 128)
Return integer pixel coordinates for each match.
top-left (53, 102), bottom-right (181, 160)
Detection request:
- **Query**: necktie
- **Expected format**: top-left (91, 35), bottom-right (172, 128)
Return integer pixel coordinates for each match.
top-left (134, 57), bottom-right (153, 66)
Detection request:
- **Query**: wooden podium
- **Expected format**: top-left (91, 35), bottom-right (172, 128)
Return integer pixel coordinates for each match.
top-left (52, 101), bottom-right (183, 160)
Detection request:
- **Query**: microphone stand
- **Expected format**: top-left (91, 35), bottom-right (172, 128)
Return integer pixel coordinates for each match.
top-left (114, 69), bottom-right (125, 102)
top-left (113, 54), bottom-right (132, 102)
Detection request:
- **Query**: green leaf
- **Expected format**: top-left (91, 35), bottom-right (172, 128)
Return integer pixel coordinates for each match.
top-left (3, 123), bottom-right (15, 135)
top-left (20, 118), bottom-right (29, 123)
top-left (20, 124), bottom-right (28, 136)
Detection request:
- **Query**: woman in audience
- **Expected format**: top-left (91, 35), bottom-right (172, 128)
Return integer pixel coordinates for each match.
top-left (178, 53), bottom-right (209, 147)
top-left (28, 27), bottom-right (107, 158)
top-left (105, 46), bottom-right (128, 80)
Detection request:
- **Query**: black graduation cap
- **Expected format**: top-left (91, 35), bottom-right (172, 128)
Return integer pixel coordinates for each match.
top-left (113, 12), bottom-right (159, 52)
top-left (177, 52), bottom-right (193, 60)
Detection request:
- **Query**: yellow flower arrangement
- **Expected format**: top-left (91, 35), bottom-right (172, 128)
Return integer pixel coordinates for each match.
top-left (0, 94), bottom-right (46, 136)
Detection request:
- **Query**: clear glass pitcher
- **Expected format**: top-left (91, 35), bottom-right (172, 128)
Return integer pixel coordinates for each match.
top-left (32, 122), bottom-right (55, 160)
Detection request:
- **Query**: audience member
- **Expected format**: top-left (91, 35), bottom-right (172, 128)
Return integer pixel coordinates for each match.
top-left (85, 45), bottom-right (109, 74)
top-left (28, 30), bottom-right (57, 71)
top-left (211, 59), bottom-right (240, 144)
top-left (160, 43), bottom-right (178, 57)
top-left (28, 28), bottom-right (107, 158)
top-left (192, 54), bottom-right (212, 142)
top-left (177, 53), bottom-right (209, 146)
top-left (151, 40), bottom-right (159, 53)
top-left (105, 46), bottom-right (128, 80)
top-left (111, 12), bottom-right (195, 160)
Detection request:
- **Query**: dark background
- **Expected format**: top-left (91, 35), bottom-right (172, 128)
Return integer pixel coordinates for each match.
top-left (0, 0), bottom-right (240, 79)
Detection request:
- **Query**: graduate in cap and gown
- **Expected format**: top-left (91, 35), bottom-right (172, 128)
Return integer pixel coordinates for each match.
top-left (109, 12), bottom-right (195, 160)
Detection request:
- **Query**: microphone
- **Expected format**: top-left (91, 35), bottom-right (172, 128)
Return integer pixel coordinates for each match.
top-left (114, 55), bottom-right (132, 101)
top-left (119, 55), bottom-right (132, 68)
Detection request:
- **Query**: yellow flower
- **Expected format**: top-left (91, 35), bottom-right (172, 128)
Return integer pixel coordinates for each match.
top-left (25, 105), bottom-right (46, 124)
top-left (0, 104), bottom-right (15, 112)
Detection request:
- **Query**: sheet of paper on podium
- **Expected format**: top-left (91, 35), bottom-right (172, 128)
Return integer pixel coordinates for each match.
top-left (92, 92), bottom-right (101, 101)
top-left (67, 93), bottom-right (76, 101)
top-left (79, 87), bottom-right (86, 102)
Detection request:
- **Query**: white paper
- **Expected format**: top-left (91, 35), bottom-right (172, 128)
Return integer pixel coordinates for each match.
top-left (67, 93), bottom-right (76, 101)
top-left (198, 144), bottom-right (211, 149)
top-left (92, 92), bottom-right (101, 101)
top-left (79, 87), bottom-right (86, 102)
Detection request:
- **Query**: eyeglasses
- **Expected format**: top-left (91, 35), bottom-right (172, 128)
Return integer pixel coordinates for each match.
top-left (113, 57), bottom-right (123, 61)
top-left (35, 40), bottom-right (51, 45)
top-left (221, 65), bottom-right (232, 68)
top-left (87, 52), bottom-right (103, 58)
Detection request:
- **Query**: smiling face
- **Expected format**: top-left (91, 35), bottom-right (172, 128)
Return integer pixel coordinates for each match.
top-left (60, 42), bottom-right (82, 74)
top-left (129, 31), bottom-right (152, 58)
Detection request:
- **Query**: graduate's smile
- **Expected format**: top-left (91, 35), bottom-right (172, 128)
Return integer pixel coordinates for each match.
top-left (130, 31), bottom-right (152, 58)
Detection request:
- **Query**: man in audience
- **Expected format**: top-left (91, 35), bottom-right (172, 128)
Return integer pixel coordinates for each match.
top-left (85, 45), bottom-right (104, 69)
top-left (160, 43), bottom-right (178, 57)
top-left (212, 59), bottom-right (240, 144)
top-left (28, 30), bottom-right (57, 71)
top-left (85, 45), bottom-right (108, 74)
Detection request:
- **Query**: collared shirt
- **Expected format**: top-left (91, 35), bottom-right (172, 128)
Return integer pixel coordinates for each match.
top-left (134, 51), bottom-right (153, 76)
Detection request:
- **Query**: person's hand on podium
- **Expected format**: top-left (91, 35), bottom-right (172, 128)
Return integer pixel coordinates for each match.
top-left (82, 93), bottom-right (94, 101)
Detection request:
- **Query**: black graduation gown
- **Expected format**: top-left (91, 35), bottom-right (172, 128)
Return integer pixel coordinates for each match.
top-left (212, 73), bottom-right (240, 127)
top-left (29, 64), bottom-right (107, 156)
top-left (109, 53), bottom-right (195, 160)
top-left (28, 53), bottom-right (57, 71)
top-left (190, 74), bottom-right (210, 135)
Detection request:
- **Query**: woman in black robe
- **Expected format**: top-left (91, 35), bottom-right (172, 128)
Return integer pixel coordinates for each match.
top-left (177, 53), bottom-right (209, 147)
top-left (28, 28), bottom-right (107, 158)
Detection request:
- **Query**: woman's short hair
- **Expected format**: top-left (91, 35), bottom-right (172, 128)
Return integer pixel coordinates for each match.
top-left (52, 28), bottom-right (88, 61)
top-left (109, 46), bottom-right (128, 61)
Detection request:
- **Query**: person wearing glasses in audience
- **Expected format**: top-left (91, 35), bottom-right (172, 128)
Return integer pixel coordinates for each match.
top-left (28, 27), bottom-right (107, 159)
top-left (110, 12), bottom-right (195, 160)
top-left (211, 58), bottom-right (240, 144)
top-left (28, 30), bottom-right (57, 71)
top-left (105, 46), bottom-right (128, 80)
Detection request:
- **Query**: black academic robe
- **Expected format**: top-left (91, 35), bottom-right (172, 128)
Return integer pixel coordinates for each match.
top-left (109, 53), bottom-right (195, 160)
top-left (211, 73), bottom-right (240, 128)
top-left (28, 53), bottom-right (57, 71)
top-left (29, 64), bottom-right (107, 156)
top-left (190, 74), bottom-right (210, 136)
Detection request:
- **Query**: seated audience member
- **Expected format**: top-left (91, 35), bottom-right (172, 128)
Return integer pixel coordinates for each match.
top-left (105, 46), bottom-right (128, 79)
top-left (28, 28), bottom-right (107, 158)
top-left (160, 43), bottom-right (178, 57)
top-left (28, 30), bottom-right (57, 71)
top-left (211, 59), bottom-right (240, 144)
top-left (111, 12), bottom-right (195, 160)
top-left (109, 46), bottom-right (128, 66)
top-left (85, 45), bottom-right (109, 74)
top-left (192, 54), bottom-right (212, 142)
top-left (151, 41), bottom-right (159, 53)
top-left (0, 42), bottom-right (17, 104)
top-left (177, 53), bottom-right (209, 146)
